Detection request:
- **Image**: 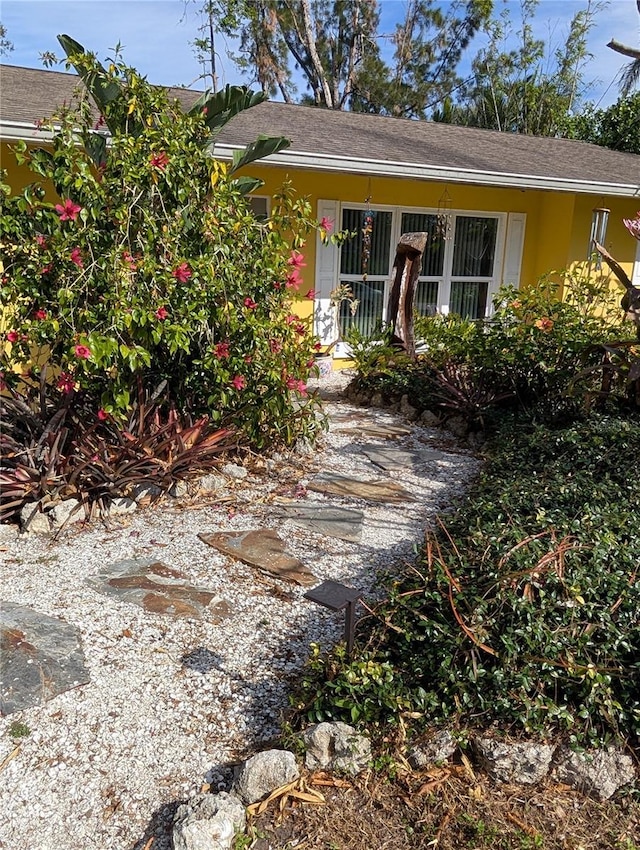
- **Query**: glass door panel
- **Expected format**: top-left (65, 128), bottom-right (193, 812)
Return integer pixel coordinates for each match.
top-left (450, 281), bottom-right (489, 319)
top-left (340, 209), bottom-right (392, 277)
top-left (339, 279), bottom-right (385, 337)
top-left (452, 217), bottom-right (498, 278)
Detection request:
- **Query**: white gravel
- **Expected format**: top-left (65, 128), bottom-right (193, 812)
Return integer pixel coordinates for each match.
top-left (0, 372), bottom-right (480, 850)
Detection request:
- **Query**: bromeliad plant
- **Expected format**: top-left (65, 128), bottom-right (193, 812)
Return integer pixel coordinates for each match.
top-left (0, 36), bottom-right (323, 450)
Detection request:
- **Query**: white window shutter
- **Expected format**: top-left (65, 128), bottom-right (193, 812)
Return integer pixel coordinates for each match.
top-left (632, 238), bottom-right (640, 288)
top-left (314, 200), bottom-right (339, 345)
top-left (502, 212), bottom-right (526, 289)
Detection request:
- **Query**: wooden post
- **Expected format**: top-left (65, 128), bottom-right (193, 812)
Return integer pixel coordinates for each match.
top-left (387, 232), bottom-right (428, 357)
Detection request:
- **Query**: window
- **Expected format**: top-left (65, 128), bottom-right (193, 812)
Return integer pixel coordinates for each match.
top-left (335, 204), bottom-right (505, 340)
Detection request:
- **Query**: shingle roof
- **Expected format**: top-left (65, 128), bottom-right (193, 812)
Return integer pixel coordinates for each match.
top-left (2, 63), bottom-right (639, 195)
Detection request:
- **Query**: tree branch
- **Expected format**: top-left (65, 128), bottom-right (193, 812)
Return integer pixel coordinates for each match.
top-left (607, 39), bottom-right (640, 61)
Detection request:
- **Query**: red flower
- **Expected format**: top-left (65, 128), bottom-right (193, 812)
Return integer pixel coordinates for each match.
top-left (285, 270), bottom-right (302, 290)
top-left (285, 314), bottom-right (299, 325)
top-left (285, 377), bottom-right (307, 396)
top-left (306, 289), bottom-right (316, 299)
top-left (94, 114), bottom-right (105, 130)
top-left (320, 216), bottom-right (334, 234)
top-left (56, 372), bottom-right (75, 393)
top-left (313, 342), bottom-right (323, 351)
top-left (243, 297), bottom-right (257, 309)
top-left (150, 151), bottom-right (169, 169)
top-left (34, 308), bottom-right (47, 320)
top-left (285, 376), bottom-right (298, 390)
top-left (74, 344), bottom-right (91, 359)
top-left (231, 375), bottom-right (246, 391)
top-left (214, 342), bottom-right (230, 359)
top-left (6, 330), bottom-right (19, 343)
top-left (295, 323), bottom-right (306, 336)
top-left (36, 234), bottom-right (47, 247)
top-left (123, 251), bottom-right (137, 270)
top-left (97, 408), bottom-right (109, 421)
top-left (40, 264), bottom-right (52, 275)
top-left (172, 262), bottom-right (192, 283)
top-left (288, 251), bottom-right (306, 269)
top-left (155, 307), bottom-right (169, 321)
top-left (244, 355), bottom-right (252, 363)
top-left (55, 199), bottom-right (82, 221)
top-left (70, 247), bottom-right (84, 268)
top-left (269, 339), bottom-right (283, 353)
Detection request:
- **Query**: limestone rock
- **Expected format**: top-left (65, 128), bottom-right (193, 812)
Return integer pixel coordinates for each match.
top-left (400, 394), bottom-right (418, 420)
top-left (173, 792), bottom-right (246, 850)
top-left (51, 499), bottom-right (83, 527)
top-left (222, 463), bottom-right (248, 480)
top-left (409, 731), bottom-right (458, 769)
top-left (19, 504), bottom-right (51, 534)
top-left (109, 497), bottom-right (137, 515)
top-left (198, 473), bottom-right (226, 493)
top-left (304, 722), bottom-right (371, 775)
top-left (420, 409), bottom-right (440, 426)
top-left (553, 747), bottom-right (635, 800)
top-left (170, 480), bottom-right (191, 499)
top-left (473, 737), bottom-right (554, 785)
top-left (231, 749), bottom-right (299, 805)
top-left (445, 416), bottom-right (468, 437)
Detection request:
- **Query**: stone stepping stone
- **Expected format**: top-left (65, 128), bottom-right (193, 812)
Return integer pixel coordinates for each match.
top-left (1, 602), bottom-right (90, 716)
top-left (199, 529), bottom-right (316, 587)
top-left (307, 471), bottom-right (415, 504)
top-left (86, 559), bottom-right (231, 620)
top-left (336, 422), bottom-right (412, 439)
top-left (360, 445), bottom-right (419, 471)
top-left (273, 501), bottom-right (363, 542)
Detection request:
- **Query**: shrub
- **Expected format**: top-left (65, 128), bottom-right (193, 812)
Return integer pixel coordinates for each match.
top-left (0, 38), bottom-right (325, 450)
top-left (295, 414), bottom-right (640, 747)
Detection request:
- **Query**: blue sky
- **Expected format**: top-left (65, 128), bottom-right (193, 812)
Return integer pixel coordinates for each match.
top-left (1, 0), bottom-right (639, 108)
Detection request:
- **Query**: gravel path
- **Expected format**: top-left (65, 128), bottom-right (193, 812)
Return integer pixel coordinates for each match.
top-left (0, 374), bottom-right (480, 850)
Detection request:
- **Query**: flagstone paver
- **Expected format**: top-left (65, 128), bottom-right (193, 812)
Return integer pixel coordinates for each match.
top-left (86, 559), bottom-right (231, 620)
top-left (360, 444), bottom-right (467, 472)
top-left (199, 529), bottom-right (316, 586)
top-left (307, 470), bottom-right (415, 503)
top-left (0, 602), bottom-right (89, 716)
top-left (272, 501), bottom-right (364, 542)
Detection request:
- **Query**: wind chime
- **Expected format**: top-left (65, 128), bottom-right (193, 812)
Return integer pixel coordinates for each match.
top-left (436, 188), bottom-right (452, 241)
top-left (361, 194), bottom-right (375, 280)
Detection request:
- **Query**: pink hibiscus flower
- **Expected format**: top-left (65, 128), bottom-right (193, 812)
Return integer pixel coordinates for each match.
top-left (150, 151), bottom-right (169, 169)
top-left (287, 251), bottom-right (306, 269)
top-left (6, 330), bottom-right (20, 343)
top-left (320, 216), bottom-right (334, 234)
top-left (231, 375), bottom-right (246, 391)
top-left (74, 344), bottom-right (91, 359)
top-left (623, 212), bottom-right (640, 241)
top-left (55, 199), bottom-right (82, 221)
top-left (155, 307), bottom-right (169, 321)
top-left (70, 247), bottom-right (84, 268)
top-left (306, 289), bottom-right (316, 299)
top-left (172, 262), bottom-right (192, 283)
top-left (36, 234), bottom-right (47, 247)
top-left (285, 270), bottom-right (302, 290)
top-left (269, 339), bottom-right (283, 354)
top-left (243, 297), bottom-right (257, 309)
top-left (214, 342), bottom-right (230, 359)
top-left (97, 408), bottom-right (109, 421)
top-left (34, 308), bottom-right (47, 320)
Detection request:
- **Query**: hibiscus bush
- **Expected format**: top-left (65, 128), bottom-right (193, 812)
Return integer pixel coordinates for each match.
top-left (0, 38), bottom-right (325, 450)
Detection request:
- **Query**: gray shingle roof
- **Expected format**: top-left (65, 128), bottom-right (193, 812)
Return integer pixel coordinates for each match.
top-left (2, 63), bottom-right (639, 194)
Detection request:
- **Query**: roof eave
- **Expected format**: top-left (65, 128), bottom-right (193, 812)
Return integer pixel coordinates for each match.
top-left (213, 144), bottom-right (640, 199)
top-left (2, 121), bottom-right (638, 199)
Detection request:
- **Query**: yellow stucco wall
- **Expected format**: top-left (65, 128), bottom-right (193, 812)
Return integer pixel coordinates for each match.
top-left (3, 139), bottom-right (639, 316)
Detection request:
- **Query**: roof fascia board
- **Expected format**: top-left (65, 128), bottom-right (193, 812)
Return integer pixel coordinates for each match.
top-left (2, 120), bottom-right (638, 198)
top-left (212, 144), bottom-right (640, 198)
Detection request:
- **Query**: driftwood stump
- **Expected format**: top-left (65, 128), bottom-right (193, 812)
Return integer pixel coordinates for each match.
top-left (387, 232), bottom-right (428, 358)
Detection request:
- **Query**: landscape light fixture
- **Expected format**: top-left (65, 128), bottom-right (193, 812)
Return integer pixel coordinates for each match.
top-left (304, 580), bottom-right (363, 659)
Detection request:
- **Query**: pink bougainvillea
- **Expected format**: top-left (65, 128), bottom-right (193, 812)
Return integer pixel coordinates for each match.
top-left (172, 262), bottom-right (192, 283)
top-left (55, 199), bottom-right (82, 221)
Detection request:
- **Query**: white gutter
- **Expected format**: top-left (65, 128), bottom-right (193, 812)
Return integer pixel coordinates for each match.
top-left (2, 120), bottom-right (639, 199)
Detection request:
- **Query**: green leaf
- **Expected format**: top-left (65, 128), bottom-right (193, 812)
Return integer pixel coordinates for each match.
top-left (230, 135), bottom-right (290, 174)
top-left (188, 85), bottom-right (266, 136)
top-left (57, 34), bottom-right (123, 131)
top-left (231, 176), bottom-right (264, 196)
